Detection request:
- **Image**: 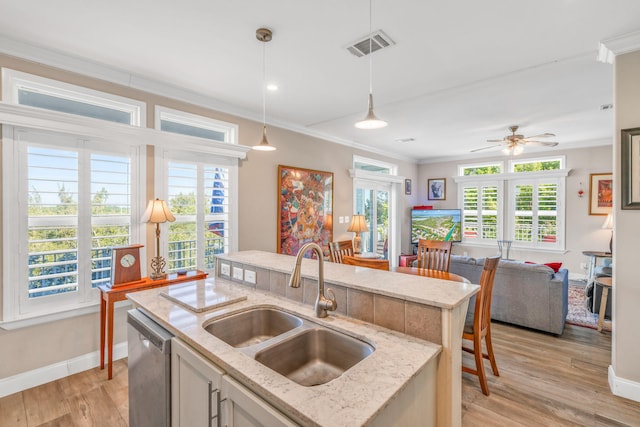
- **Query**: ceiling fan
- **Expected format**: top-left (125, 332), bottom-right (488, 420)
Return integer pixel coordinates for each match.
top-left (471, 125), bottom-right (558, 155)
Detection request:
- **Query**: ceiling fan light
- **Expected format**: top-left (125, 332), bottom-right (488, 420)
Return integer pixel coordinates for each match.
top-left (355, 93), bottom-right (388, 129)
top-left (502, 146), bottom-right (512, 155)
top-left (512, 145), bottom-right (524, 155)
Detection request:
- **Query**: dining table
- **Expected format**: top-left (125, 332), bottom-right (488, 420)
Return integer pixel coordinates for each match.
top-left (392, 266), bottom-right (470, 283)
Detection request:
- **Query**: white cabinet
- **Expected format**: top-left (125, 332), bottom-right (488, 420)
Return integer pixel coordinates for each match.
top-left (172, 338), bottom-right (224, 427)
top-left (171, 338), bottom-right (296, 427)
top-left (221, 376), bottom-right (297, 427)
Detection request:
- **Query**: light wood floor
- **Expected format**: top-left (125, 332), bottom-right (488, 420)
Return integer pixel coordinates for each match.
top-left (1, 323), bottom-right (639, 426)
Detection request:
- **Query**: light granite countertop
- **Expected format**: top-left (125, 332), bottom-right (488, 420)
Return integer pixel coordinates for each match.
top-left (127, 276), bottom-right (441, 427)
top-left (217, 250), bottom-right (479, 309)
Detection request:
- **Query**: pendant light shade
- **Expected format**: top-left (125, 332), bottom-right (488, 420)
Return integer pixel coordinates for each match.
top-left (355, 0), bottom-right (387, 130)
top-left (253, 27), bottom-right (277, 151)
top-left (355, 93), bottom-right (387, 129)
top-left (253, 125), bottom-right (276, 151)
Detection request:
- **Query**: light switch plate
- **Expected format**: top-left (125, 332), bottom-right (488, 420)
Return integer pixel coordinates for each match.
top-left (245, 270), bottom-right (256, 284)
top-left (344, 215), bottom-right (350, 223)
top-left (220, 263), bottom-right (230, 276)
top-left (233, 267), bottom-right (244, 280)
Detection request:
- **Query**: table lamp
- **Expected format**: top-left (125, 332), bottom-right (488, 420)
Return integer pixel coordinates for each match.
top-left (602, 213), bottom-right (613, 253)
top-left (348, 214), bottom-right (369, 254)
top-left (141, 198), bottom-right (176, 279)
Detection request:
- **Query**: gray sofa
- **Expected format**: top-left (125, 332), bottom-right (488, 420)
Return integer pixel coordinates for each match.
top-left (448, 256), bottom-right (569, 335)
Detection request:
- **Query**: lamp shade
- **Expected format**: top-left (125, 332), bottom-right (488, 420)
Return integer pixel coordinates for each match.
top-left (602, 213), bottom-right (613, 229)
top-left (347, 214), bottom-right (369, 233)
top-left (141, 199), bottom-right (176, 224)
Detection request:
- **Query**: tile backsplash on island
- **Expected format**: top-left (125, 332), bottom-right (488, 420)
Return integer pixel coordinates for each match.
top-left (216, 254), bottom-right (445, 345)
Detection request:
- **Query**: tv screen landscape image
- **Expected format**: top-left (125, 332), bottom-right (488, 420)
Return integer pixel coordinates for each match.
top-left (411, 209), bottom-right (462, 243)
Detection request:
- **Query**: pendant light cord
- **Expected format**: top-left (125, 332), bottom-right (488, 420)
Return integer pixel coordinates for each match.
top-left (368, 0), bottom-right (373, 95)
top-left (262, 41), bottom-right (267, 126)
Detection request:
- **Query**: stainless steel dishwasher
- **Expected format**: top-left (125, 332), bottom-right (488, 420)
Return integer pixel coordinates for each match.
top-left (127, 308), bottom-right (173, 427)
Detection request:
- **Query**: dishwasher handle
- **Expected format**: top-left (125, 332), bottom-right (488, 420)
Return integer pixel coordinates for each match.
top-left (127, 309), bottom-right (173, 354)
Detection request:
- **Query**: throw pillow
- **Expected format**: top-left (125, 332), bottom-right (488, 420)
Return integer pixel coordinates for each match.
top-left (544, 262), bottom-right (562, 272)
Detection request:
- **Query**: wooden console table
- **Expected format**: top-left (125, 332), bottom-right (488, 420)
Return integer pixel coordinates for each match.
top-left (98, 270), bottom-right (208, 379)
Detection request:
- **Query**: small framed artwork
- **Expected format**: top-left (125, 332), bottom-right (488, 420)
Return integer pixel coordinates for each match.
top-left (589, 173), bottom-right (613, 215)
top-left (405, 179), bottom-right (412, 195)
top-left (621, 127), bottom-right (640, 209)
top-left (428, 178), bottom-right (446, 200)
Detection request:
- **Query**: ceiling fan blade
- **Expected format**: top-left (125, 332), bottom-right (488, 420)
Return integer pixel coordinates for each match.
top-left (485, 139), bottom-right (505, 143)
top-left (522, 133), bottom-right (555, 140)
top-left (523, 140), bottom-right (559, 147)
top-left (471, 144), bottom-right (505, 153)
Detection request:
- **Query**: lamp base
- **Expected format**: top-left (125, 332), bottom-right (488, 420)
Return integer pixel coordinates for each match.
top-left (353, 234), bottom-right (362, 255)
top-left (150, 256), bottom-right (167, 280)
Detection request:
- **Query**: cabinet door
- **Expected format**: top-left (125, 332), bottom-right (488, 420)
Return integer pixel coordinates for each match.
top-left (221, 376), bottom-right (297, 427)
top-left (172, 338), bottom-right (224, 427)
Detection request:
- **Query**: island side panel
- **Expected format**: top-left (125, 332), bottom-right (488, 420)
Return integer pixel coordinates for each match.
top-left (437, 301), bottom-right (469, 427)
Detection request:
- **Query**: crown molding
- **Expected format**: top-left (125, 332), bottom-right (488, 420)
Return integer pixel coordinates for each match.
top-left (598, 30), bottom-right (640, 64)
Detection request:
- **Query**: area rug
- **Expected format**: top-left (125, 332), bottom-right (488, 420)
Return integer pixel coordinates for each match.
top-left (566, 282), bottom-right (611, 332)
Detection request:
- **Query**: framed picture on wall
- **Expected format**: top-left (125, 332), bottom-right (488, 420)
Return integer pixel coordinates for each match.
top-left (428, 178), bottom-right (446, 200)
top-left (621, 127), bottom-right (640, 209)
top-left (277, 165), bottom-right (333, 257)
top-left (405, 179), bottom-right (412, 195)
top-left (589, 173), bottom-right (613, 215)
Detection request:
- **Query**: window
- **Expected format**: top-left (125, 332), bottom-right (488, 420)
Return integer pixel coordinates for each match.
top-left (456, 157), bottom-right (567, 250)
top-left (166, 162), bottom-right (230, 271)
top-left (155, 106), bottom-right (238, 143)
top-left (350, 156), bottom-right (402, 266)
top-left (156, 147), bottom-right (237, 273)
top-left (3, 126), bottom-right (143, 319)
top-left (2, 69), bottom-right (145, 126)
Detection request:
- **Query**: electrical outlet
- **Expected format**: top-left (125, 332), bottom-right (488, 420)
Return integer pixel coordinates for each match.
top-left (220, 263), bottom-right (230, 276)
top-left (245, 270), bottom-right (256, 284)
top-left (233, 267), bottom-right (243, 280)
top-left (580, 262), bottom-right (587, 271)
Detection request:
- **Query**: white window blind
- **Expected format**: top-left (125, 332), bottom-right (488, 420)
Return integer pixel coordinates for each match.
top-left (3, 126), bottom-right (142, 320)
top-left (165, 160), bottom-right (231, 272)
top-left (462, 183), bottom-right (500, 243)
top-left (511, 179), bottom-right (560, 247)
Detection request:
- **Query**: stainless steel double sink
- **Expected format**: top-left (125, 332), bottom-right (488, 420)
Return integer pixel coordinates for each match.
top-left (203, 307), bottom-right (375, 387)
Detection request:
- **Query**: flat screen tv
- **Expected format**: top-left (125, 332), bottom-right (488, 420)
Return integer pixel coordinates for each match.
top-left (411, 208), bottom-right (462, 244)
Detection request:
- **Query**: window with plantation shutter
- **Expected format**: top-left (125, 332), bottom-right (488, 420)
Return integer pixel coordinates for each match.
top-left (461, 182), bottom-right (501, 243)
top-left (4, 126), bottom-right (143, 319)
top-left (457, 157), bottom-right (566, 251)
top-left (160, 154), bottom-right (234, 273)
top-left (510, 179), bottom-right (560, 247)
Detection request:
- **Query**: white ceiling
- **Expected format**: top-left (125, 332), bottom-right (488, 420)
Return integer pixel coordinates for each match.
top-left (1, 0), bottom-right (639, 163)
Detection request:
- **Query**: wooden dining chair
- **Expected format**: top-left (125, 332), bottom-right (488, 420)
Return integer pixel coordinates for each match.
top-left (416, 239), bottom-right (452, 272)
top-left (462, 255), bottom-right (501, 396)
top-left (342, 256), bottom-right (390, 271)
top-left (329, 240), bottom-right (354, 263)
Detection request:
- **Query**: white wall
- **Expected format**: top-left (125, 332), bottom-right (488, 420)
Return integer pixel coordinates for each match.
top-left (417, 146), bottom-right (613, 276)
top-left (611, 48), bottom-right (640, 400)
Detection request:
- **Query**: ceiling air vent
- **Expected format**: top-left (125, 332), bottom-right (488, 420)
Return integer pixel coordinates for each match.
top-left (346, 30), bottom-right (395, 57)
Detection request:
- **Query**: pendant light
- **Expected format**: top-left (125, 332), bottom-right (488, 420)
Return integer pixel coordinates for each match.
top-left (253, 27), bottom-right (276, 151)
top-left (355, 0), bottom-right (387, 130)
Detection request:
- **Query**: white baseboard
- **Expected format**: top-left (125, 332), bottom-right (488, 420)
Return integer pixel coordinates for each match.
top-left (608, 365), bottom-right (640, 402)
top-left (0, 342), bottom-right (128, 398)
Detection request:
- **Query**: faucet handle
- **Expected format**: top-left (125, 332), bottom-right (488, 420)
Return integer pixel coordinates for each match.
top-left (325, 287), bottom-right (337, 311)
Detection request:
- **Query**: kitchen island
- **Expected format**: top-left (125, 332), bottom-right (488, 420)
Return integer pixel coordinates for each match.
top-left (215, 250), bottom-right (480, 426)
top-left (128, 250), bottom-right (478, 426)
top-left (128, 278), bottom-right (441, 426)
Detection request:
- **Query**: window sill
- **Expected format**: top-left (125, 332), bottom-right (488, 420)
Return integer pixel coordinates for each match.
top-left (0, 299), bottom-right (132, 330)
